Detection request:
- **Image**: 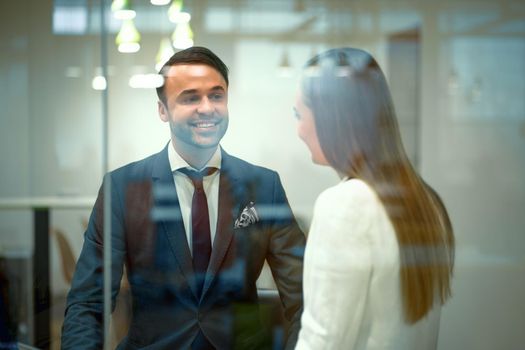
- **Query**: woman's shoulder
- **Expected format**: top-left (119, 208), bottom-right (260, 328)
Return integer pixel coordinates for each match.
top-left (312, 178), bottom-right (382, 235)
top-left (316, 178), bottom-right (379, 210)
top-left (308, 179), bottom-right (380, 262)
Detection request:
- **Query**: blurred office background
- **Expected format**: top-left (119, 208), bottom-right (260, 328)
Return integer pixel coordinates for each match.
top-left (0, 0), bottom-right (524, 349)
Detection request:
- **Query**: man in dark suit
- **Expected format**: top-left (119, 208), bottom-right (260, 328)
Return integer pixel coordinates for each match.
top-left (61, 47), bottom-right (305, 349)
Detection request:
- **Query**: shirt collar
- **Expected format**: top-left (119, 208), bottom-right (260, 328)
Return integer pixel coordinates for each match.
top-left (168, 140), bottom-right (222, 173)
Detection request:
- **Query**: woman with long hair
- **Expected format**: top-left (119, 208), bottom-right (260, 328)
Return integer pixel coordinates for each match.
top-left (293, 48), bottom-right (454, 349)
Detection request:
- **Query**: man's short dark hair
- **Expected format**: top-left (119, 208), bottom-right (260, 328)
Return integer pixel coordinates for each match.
top-left (156, 46), bottom-right (229, 105)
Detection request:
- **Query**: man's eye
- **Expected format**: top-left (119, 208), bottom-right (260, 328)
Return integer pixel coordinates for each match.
top-left (183, 95), bottom-right (200, 104)
top-left (210, 93), bottom-right (224, 101)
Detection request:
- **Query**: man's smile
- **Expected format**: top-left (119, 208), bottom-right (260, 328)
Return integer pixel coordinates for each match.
top-left (191, 119), bottom-right (221, 130)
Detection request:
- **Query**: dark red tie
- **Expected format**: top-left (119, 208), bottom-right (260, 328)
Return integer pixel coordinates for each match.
top-left (179, 167), bottom-right (217, 296)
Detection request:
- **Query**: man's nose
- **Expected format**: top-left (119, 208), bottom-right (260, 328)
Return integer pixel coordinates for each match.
top-left (197, 97), bottom-right (214, 115)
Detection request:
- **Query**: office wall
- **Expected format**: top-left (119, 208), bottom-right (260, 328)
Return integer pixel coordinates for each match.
top-left (420, 12), bottom-right (525, 348)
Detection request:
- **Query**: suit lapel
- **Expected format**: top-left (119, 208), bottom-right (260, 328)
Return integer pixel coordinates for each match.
top-left (152, 145), bottom-right (198, 299)
top-left (201, 151), bottom-right (243, 298)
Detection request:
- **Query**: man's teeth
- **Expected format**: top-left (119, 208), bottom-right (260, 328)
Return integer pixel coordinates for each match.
top-left (195, 122), bottom-right (216, 128)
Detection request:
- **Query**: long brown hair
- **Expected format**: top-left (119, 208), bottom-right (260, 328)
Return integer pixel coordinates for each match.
top-left (301, 48), bottom-right (454, 323)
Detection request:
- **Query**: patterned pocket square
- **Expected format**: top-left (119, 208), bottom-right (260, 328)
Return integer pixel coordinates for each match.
top-left (234, 202), bottom-right (259, 229)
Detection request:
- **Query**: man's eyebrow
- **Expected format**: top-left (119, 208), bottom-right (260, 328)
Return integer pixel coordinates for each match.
top-left (210, 86), bottom-right (226, 92)
top-left (178, 86), bottom-right (225, 96)
top-left (178, 89), bottom-right (198, 96)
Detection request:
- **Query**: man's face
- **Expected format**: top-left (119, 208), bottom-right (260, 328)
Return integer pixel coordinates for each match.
top-left (158, 64), bottom-right (229, 153)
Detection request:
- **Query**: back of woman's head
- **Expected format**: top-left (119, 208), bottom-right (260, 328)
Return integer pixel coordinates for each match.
top-left (301, 47), bottom-right (455, 323)
top-left (300, 48), bottom-right (402, 177)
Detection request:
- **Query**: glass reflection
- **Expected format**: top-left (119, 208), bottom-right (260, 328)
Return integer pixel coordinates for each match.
top-left (0, 0), bottom-right (523, 349)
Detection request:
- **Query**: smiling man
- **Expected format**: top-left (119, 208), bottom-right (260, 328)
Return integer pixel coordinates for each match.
top-left (61, 47), bottom-right (305, 350)
top-left (158, 62), bottom-right (229, 169)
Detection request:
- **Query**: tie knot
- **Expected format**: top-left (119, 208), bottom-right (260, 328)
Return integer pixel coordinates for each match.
top-left (179, 167), bottom-right (217, 190)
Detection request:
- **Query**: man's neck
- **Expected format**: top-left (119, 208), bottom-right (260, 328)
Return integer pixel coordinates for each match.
top-left (172, 138), bottom-right (217, 170)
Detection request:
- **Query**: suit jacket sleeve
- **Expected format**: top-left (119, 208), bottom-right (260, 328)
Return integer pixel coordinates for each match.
top-left (61, 174), bottom-right (126, 349)
top-left (265, 172), bottom-right (306, 350)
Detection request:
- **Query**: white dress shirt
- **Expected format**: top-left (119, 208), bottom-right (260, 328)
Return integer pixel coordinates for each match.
top-left (296, 178), bottom-right (441, 350)
top-left (168, 141), bottom-right (221, 256)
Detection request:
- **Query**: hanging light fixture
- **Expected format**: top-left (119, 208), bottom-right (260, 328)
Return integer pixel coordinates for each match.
top-left (304, 47), bottom-right (320, 77)
top-left (155, 37), bottom-right (175, 71)
top-left (116, 19), bottom-right (141, 53)
top-left (278, 48), bottom-right (292, 77)
top-left (448, 68), bottom-right (459, 95)
top-left (469, 76), bottom-right (483, 103)
top-left (168, 0), bottom-right (191, 23)
top-left (171, 22), bottom-right (194, 49)
top-left (92, 67), bottom-right (107, 91)
top-left (129, 74), bottom-right (164, 89)
top-left (150, 0), bottom-right (171, 5)
top-left (334, 51), bottom-right (351, 77)
top-left (92, 76), bottom-right (107, 90)
top-left (111, 0), bottom-right (136, 20)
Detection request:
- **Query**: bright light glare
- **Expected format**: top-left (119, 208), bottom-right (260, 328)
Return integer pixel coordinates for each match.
top-left (118, 42), bottom-right (140, 53)
top-left (304, 66), bottom-right (321, 77)
top-left (173, 38), bottom-right (193, 50)
top-left (129, 74), bottom-right (164, 89)
top-left (150, 0), bottom-right (171, 5)
top-left (336, 67), bottom-right (351, 77)
top-left (155, 61), bottom-right (166, 72)
top-left (92, 76), bottom-right (107, 90)
top-left (278, 67), bottom-right (293, 78)
top-left (114, 9), bottom-right (136, 20)
top-left (169, 12), bottom-right (191, 23)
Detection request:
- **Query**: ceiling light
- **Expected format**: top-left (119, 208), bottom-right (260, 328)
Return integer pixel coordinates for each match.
top-left (278, 49), bottom-right (292, 77)
top-left (448, 69), bottom-right (459, 95)
top-left (155, 38), bottom-right (175, 72)
top-left (304, 49), bottom-right (320, 77)
top-left (92, 76), bottom-right (107, 90)
top-left (168, 0), bottom-right (191, 23)
top-left (129, 74), bottom-right (164, 89)
top-left (150, 0), bottom-right (171, 5)
top-left (116, 19), bottom-right (141, 53)
top-left (111, 0), bottom-right (136, 20)
top-left (172, 22), bottom-right (194, 50)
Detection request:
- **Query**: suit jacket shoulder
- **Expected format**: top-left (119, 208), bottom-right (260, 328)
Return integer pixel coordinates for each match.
top-left (108, 149), bottom-right (161, 183)
top-left (221, 151), bottom-right (279, 180)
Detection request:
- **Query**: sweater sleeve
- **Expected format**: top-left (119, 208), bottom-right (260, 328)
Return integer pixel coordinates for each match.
top-left (296, 180), bottom-right (376, 350)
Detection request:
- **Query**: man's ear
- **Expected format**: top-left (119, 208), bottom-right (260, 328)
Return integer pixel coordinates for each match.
top-left (158, 100), bottom-right (169, 122)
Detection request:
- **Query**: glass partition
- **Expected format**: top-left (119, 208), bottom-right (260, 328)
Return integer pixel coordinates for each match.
top-left (0, 1), bottom-right (524, 349)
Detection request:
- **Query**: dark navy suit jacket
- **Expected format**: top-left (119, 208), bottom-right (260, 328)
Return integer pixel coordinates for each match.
top-left (61, 145), bottom-right (305, 349)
